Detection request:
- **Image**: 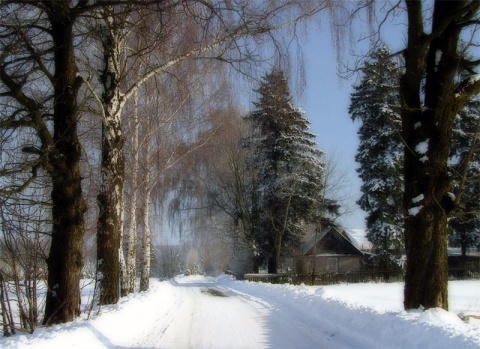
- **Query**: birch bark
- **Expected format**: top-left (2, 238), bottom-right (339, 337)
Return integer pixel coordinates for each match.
top-left (139, 142), bottom-right (152, 292)
top-left (97, 8), bottom-right (126, 305)
top-left (123, 88), bottom-right (140, 295)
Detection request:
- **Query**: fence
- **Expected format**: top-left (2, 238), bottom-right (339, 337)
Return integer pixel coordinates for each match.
top-left (244, 267), bottom-right (480, 286)
top-left (244, 273), bottom-right (291, 284)
top-left (449, 268), bottom-right (480, 280)
top-left (244, 270), bottom-right (403, 285)
top-left (294, 270), bottom-right (404, 285)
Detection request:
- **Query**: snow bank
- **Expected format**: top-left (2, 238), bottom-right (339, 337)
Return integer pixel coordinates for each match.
top-left (218, 276), bottom-right (480, 348)
top-left (1, 277), bottom-right (479, 349)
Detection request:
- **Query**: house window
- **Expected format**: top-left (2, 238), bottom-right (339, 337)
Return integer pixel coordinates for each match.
top-left (328, 257), bottom-right (338, 273)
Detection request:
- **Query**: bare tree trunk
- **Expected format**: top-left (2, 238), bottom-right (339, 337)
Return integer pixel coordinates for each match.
top-left (97, 9), bottom-right (125, 305)
top-left (139, 191), bottom-right (152, 292)
top-left (139, 145), bottom-right (152, 292)
top-left (0, 272), bottom-right (13, 337)
top-left (43, 9), bottom-right (86, 324)
top-left (123, 88), bottom-right (140, 295)
top-left (401, 0), bottom-right (480, 310)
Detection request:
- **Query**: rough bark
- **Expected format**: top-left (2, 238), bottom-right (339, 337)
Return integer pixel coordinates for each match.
top-left (97, 11), bottom-right (125, 305)
top-left (43, 5), bottom-right (86, 324)
top-left (401, 0), bottom-right (480, 310)
top-left (123, 88), bottom-right (139, 296)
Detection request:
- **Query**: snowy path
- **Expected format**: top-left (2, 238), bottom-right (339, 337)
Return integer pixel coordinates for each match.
top-left (122, 276), bottom-right (334, 349)
top-left (137, 278), bottom-right (270, 348)
top-left (2, 275), bottom-right (480, 349)
top-left (93, 275), bottom-right (480, 349)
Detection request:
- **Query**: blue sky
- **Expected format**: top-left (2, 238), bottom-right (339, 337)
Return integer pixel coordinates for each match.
top-left (303, 32), bottom-right (366, 229)
top-left (238, 8), bottom-right (409, 229)
top-left (300, 9), bottom-right (409, 229)
top-left (242, 30), bottom-right (368, 229)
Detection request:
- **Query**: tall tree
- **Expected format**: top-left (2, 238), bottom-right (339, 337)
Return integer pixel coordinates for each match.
top-left (250, 68), bottom-right (325, 273)
top-left (201, 111), bottom-right (262, 273)
top-left (0, 1), bottom-right (89, 324)
top-left (349, 46), bottom-right (404, 269)
top-left (399, 0), bottom-right (480, 310)
top-left (95, 4), bottom-right (128, 305)
top-left (88, 0), bottom-right (327, 302)
top-left (0, 0), bottom-right (329, 325)
top-left (449, 99), bottom-right (480, 257)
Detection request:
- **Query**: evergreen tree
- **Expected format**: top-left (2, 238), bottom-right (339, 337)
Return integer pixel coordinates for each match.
top-left (351, 46), bottom-right (479, 273)
top-left (449, 99), bottom-right (480, 256)
top-left (349, 46), bottom-right (404, 269)
top-left (250, 68), bottom-right (325, 273)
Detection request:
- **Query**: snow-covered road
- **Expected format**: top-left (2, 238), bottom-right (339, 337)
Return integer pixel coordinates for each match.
top-left (2, 275), bottom-right (480, 349)
top-left (91, 275), bottom-right (480, 349)
top-left (116, 276), bottom-right (334, 349)
top-left (138, 278), bottom-right (271, 348)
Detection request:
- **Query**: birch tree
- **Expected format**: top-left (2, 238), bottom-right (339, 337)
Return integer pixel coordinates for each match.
top-left (93, 4), bottom-right (130, 305)
top-left (135, 60), bottom-right (231, 290)
top-left (89, 0), bottom-right (327, 301)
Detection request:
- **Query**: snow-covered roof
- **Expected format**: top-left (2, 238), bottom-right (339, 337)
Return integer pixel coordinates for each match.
top-left (300, 226), bottom-right (365, 256)
top-left (343, 229), bottom-right (373, 251)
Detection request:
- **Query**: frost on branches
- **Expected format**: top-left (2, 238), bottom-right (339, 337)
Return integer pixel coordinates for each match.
top-left (248, 68), bottom-right (331, 273)
top-left (448, 99), bottom-right (480, 256)
top-left (349, 46), bottom-right (404, 269)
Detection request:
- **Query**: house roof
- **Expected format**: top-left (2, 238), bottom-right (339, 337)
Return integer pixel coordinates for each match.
top-left (301, 226), bottom-right (365, 256)
top-left (343, 229), bottom-right (373, 251)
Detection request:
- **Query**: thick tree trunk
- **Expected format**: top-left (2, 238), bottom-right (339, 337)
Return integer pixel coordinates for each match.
top-left (251, 241), bottom-right (261, 273)
top-left (267, 253), bottom-right (277, 274)
top-left (461, 241), bottom-right (467, 258)
top-left (97, 14), bottom-right (125, 305)
top-left (43, 12), bottom-right (86, 325)
top-left (401, 0), bottom-right (470, 310)
top-left (252, 256), bottom-right (260, 274)
top-left (97, 118), bottom-right (124, 304)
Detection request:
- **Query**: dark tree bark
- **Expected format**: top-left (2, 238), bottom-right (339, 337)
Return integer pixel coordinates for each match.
top-left (42, 4), bottom-right (86, 324)
top-left (401, 0), bottom-right (480, 310)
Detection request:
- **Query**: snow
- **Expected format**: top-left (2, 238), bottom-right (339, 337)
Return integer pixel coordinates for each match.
top-left (2, 275), bottom-right (480, 349)
top-left (412, 194), bottom-right (424, 203)
top-left (419, 155), bottom-right (429, 162)
top-left (415, 140), bottom-right (429, 155)
top-left (408, 205), bottom-right (423, 216)
top-left (343, 228), bottom-right (372, 251)
top-left (434, 50), bottom-right (442, 71)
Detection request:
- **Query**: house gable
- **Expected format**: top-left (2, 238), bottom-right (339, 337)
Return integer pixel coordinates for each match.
top-left (302, 227), bottom-right (364, 256)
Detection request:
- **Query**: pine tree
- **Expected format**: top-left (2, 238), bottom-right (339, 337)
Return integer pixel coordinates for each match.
top-left (351, 46), bottom-right (480, 274)
top-left (250, 68), bottom-right (325, 273)
top-left (449, 99), bottom-right (480, 256)
top-left (349, 46), bottom-right (404, 269)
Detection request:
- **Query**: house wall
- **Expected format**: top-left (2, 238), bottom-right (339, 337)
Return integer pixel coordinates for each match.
top-left (295, 255), bottom-right (361, 274)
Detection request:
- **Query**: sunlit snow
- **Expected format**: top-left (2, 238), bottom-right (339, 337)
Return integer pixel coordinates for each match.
top-left (2, 275), bottom-right (479, 349)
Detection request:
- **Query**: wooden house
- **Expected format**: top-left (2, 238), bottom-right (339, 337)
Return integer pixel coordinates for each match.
top-left (294, 226), bottom-right (367, 274)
